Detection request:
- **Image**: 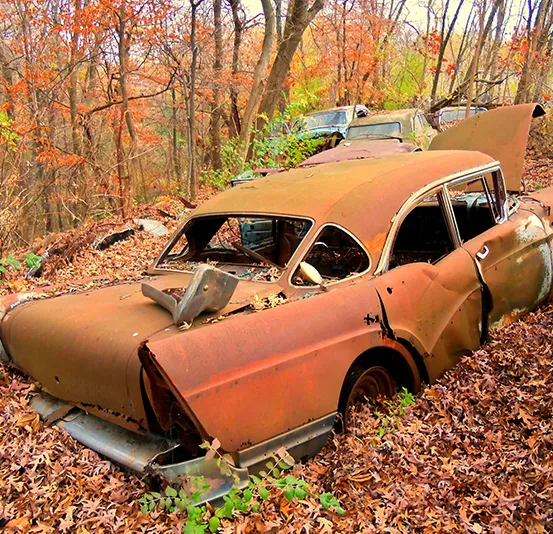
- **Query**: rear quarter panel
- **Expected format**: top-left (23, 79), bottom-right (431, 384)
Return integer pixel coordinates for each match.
top-left (143, 281), bottom-right (387, 451)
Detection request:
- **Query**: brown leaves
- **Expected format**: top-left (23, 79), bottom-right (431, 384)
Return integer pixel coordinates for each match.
top-left (2, 192), bottom-right (553, 531)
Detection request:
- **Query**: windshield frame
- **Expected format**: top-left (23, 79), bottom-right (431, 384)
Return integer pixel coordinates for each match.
top-left (295, 110), bottom-right (349, 132)
top-left (346, 121), bottom-right (403, 139)
top-left (151, 212), bottom-right (316, 283)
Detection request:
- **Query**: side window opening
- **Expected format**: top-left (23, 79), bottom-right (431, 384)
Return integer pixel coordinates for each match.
top-left (447, 174), bottom-right (499, 243)
top-left (389, 193), bottom-right (455, 269)
top-left (293, 226), bottom-right (370, 285)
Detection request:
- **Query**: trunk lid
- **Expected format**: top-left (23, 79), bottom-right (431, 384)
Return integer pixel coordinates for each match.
top-left (1, 272), bottom-right (280, 427)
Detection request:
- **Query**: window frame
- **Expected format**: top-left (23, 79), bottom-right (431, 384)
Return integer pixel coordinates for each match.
top-left (153, 212), bottom-right (316, 282)
top-left (346, 121), bottom-right (402, 139)
top-left (288, 222), bottom-right (372, 288)
top-left (375, 163), bottom-right (505, 275)
top-left (385, 186), bottom-right (458, 271)
top-left (443, 170), bottom-right (508, 245)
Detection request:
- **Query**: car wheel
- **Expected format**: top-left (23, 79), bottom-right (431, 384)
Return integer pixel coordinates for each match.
top-left (340, 364), bottom-right (395, 426)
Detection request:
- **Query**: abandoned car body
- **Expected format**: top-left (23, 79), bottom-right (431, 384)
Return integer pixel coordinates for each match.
top-left (0, 104), bottom-right (550, 500)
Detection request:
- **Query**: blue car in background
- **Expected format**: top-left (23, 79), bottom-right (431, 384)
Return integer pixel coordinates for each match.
top-left (291, 105), bottom-right (369, 140)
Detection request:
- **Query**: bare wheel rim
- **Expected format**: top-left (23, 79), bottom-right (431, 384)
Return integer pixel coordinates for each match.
top-left (346, 366), bottom-right (394, 417)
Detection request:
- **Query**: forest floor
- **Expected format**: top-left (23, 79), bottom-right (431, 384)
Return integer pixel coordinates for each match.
top-left (2, 138), bottom-right (553, 533)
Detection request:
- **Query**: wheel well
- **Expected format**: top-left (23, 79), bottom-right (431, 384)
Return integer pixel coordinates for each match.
top-left (336, 347), bottom-right (408, 423)
top-left (397, 338), bottom-right (430, 385)
top-left (344, 346), bottom-right (415, 391)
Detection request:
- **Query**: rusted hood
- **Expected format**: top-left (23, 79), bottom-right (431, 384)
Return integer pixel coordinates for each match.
top-left (429, 103), bottom-right (545, 192)
top-left (298, 139), bottom-right (416, 167)
top-left (0, 272), bottom-right (280, 426)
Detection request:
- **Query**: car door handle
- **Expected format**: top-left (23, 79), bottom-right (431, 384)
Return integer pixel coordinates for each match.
top-left (476, 245), bottom-right (490, 260)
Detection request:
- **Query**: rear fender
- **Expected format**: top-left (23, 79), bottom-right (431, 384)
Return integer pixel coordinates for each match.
top-left (140, 281), bottom-right (390, 452)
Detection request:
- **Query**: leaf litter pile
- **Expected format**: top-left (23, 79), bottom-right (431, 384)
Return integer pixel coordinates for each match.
top-left (2, 304), bottom-right (553, 533)
top-left (2, 136), bottom-right (553, 532)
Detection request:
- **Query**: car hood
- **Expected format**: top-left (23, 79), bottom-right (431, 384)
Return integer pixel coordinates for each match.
top-left (297, 126), bottom-right (343, 138)
top-left (0, 271), bottom-right (281, 427)
top-left (429, 103), bottom-right (545, 192)
top-left (299, 139), bottom-right (416, 166)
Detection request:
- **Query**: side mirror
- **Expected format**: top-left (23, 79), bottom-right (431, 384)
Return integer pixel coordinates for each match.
top-left (299, 261), bottom-right (323, 286)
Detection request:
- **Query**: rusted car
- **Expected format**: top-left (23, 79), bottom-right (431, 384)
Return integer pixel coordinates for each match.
top-left (297, 137), bottom-right (419, 167)
top-left (347, 107), bottom-right (436, 144)
top-left (0, 104), bottom-right (549, 501)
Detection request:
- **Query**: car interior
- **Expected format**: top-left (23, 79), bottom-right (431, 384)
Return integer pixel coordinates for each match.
top-left (157, 216), bottom-right (312, 276)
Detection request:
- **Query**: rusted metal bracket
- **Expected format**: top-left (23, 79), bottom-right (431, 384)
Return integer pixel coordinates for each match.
top-left (142, 265), bottom-right (239, 326)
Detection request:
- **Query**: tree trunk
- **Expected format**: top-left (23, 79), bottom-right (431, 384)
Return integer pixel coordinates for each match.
top-left (117, 0), bottom-right (143, 208)
top-left (209, 0), bottom-right (223, 170)
top-left (465, 0), bottom-right (499, 111)
top-left (515, 0), bottom-right (553, 104)
top-left (430, 0), bottom-right (465, 104)
top-left (235, 0), bottom-right (275, 170)
top-left (186, 0), bottom-right (204, 200)
top-left (228, 0), bottom-right (244, 137)
top-left (171, 87), bottom-right (182, 185)
top-left (255, 0), bottom-right (325, 132)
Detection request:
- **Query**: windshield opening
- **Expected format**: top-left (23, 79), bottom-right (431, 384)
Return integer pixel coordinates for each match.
top-left (439, 107), bottom-right (484, 123)
top-left (295, 111), bottom-right (348, 131)
top-left (347, 121), bottom-right (402, 139)
top-left (156, 215), bottom-right (312, 282)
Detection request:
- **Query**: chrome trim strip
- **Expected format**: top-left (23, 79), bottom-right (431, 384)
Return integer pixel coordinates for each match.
top-left (236, 413), bottom-right (335, 471)
top-left (30, 392), bottom-right (249, 503)
top-left (374, 161), bottom-right (501, 274)
top-left (440, 185), bottom-right (462, 249)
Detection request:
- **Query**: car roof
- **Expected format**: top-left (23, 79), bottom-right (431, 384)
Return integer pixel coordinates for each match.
top-left (305, 105), bottom-right (363, 116)
top-left (440, 105), bottom-right (487, 111)
top-left (298, 139), bottom-right (417, 166)
top-left (349, 108), bottom-right (421, 129)
top-left (193, 151), bottom-right (496, 258)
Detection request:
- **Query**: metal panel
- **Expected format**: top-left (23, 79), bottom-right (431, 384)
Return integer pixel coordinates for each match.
top-left (430, 103), bottom-right (545, 192)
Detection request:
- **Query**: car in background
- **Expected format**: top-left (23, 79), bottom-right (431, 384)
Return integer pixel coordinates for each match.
top-left (437, 105), bottom-right (487, 125)
top-left (291, 105), bottom-right (369, 140)
top-left (346, 108), bottom-right (437, 147)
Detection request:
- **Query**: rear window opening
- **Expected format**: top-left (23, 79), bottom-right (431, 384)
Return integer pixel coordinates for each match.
top-left (156, 215), bottom-right (312, 281)
top-left (347, 122), bottom-right (402, 139)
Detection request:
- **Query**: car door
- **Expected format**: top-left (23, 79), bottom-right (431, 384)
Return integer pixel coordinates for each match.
top-left (373, 186), bottom-right (485, 382)
top-left (445, 171), bottom-right (553, 329)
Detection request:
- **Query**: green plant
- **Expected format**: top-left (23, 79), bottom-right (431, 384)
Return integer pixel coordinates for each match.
top-left (375, 387), bottom-right (415, 439)
top-left (140, 439), bottom-right (344, 532)
top-left (25, 253), bottom-right (42, 270)
top-left (0, 112), bottom-right (18, 149)
top-left (0, 254), bottom-right (22, 275)
top-left (200, 105), bottom-right (326, 190)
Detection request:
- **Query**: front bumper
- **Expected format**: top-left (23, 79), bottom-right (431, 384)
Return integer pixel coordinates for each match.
top-left (30, 392), bottom-right (249, 503)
